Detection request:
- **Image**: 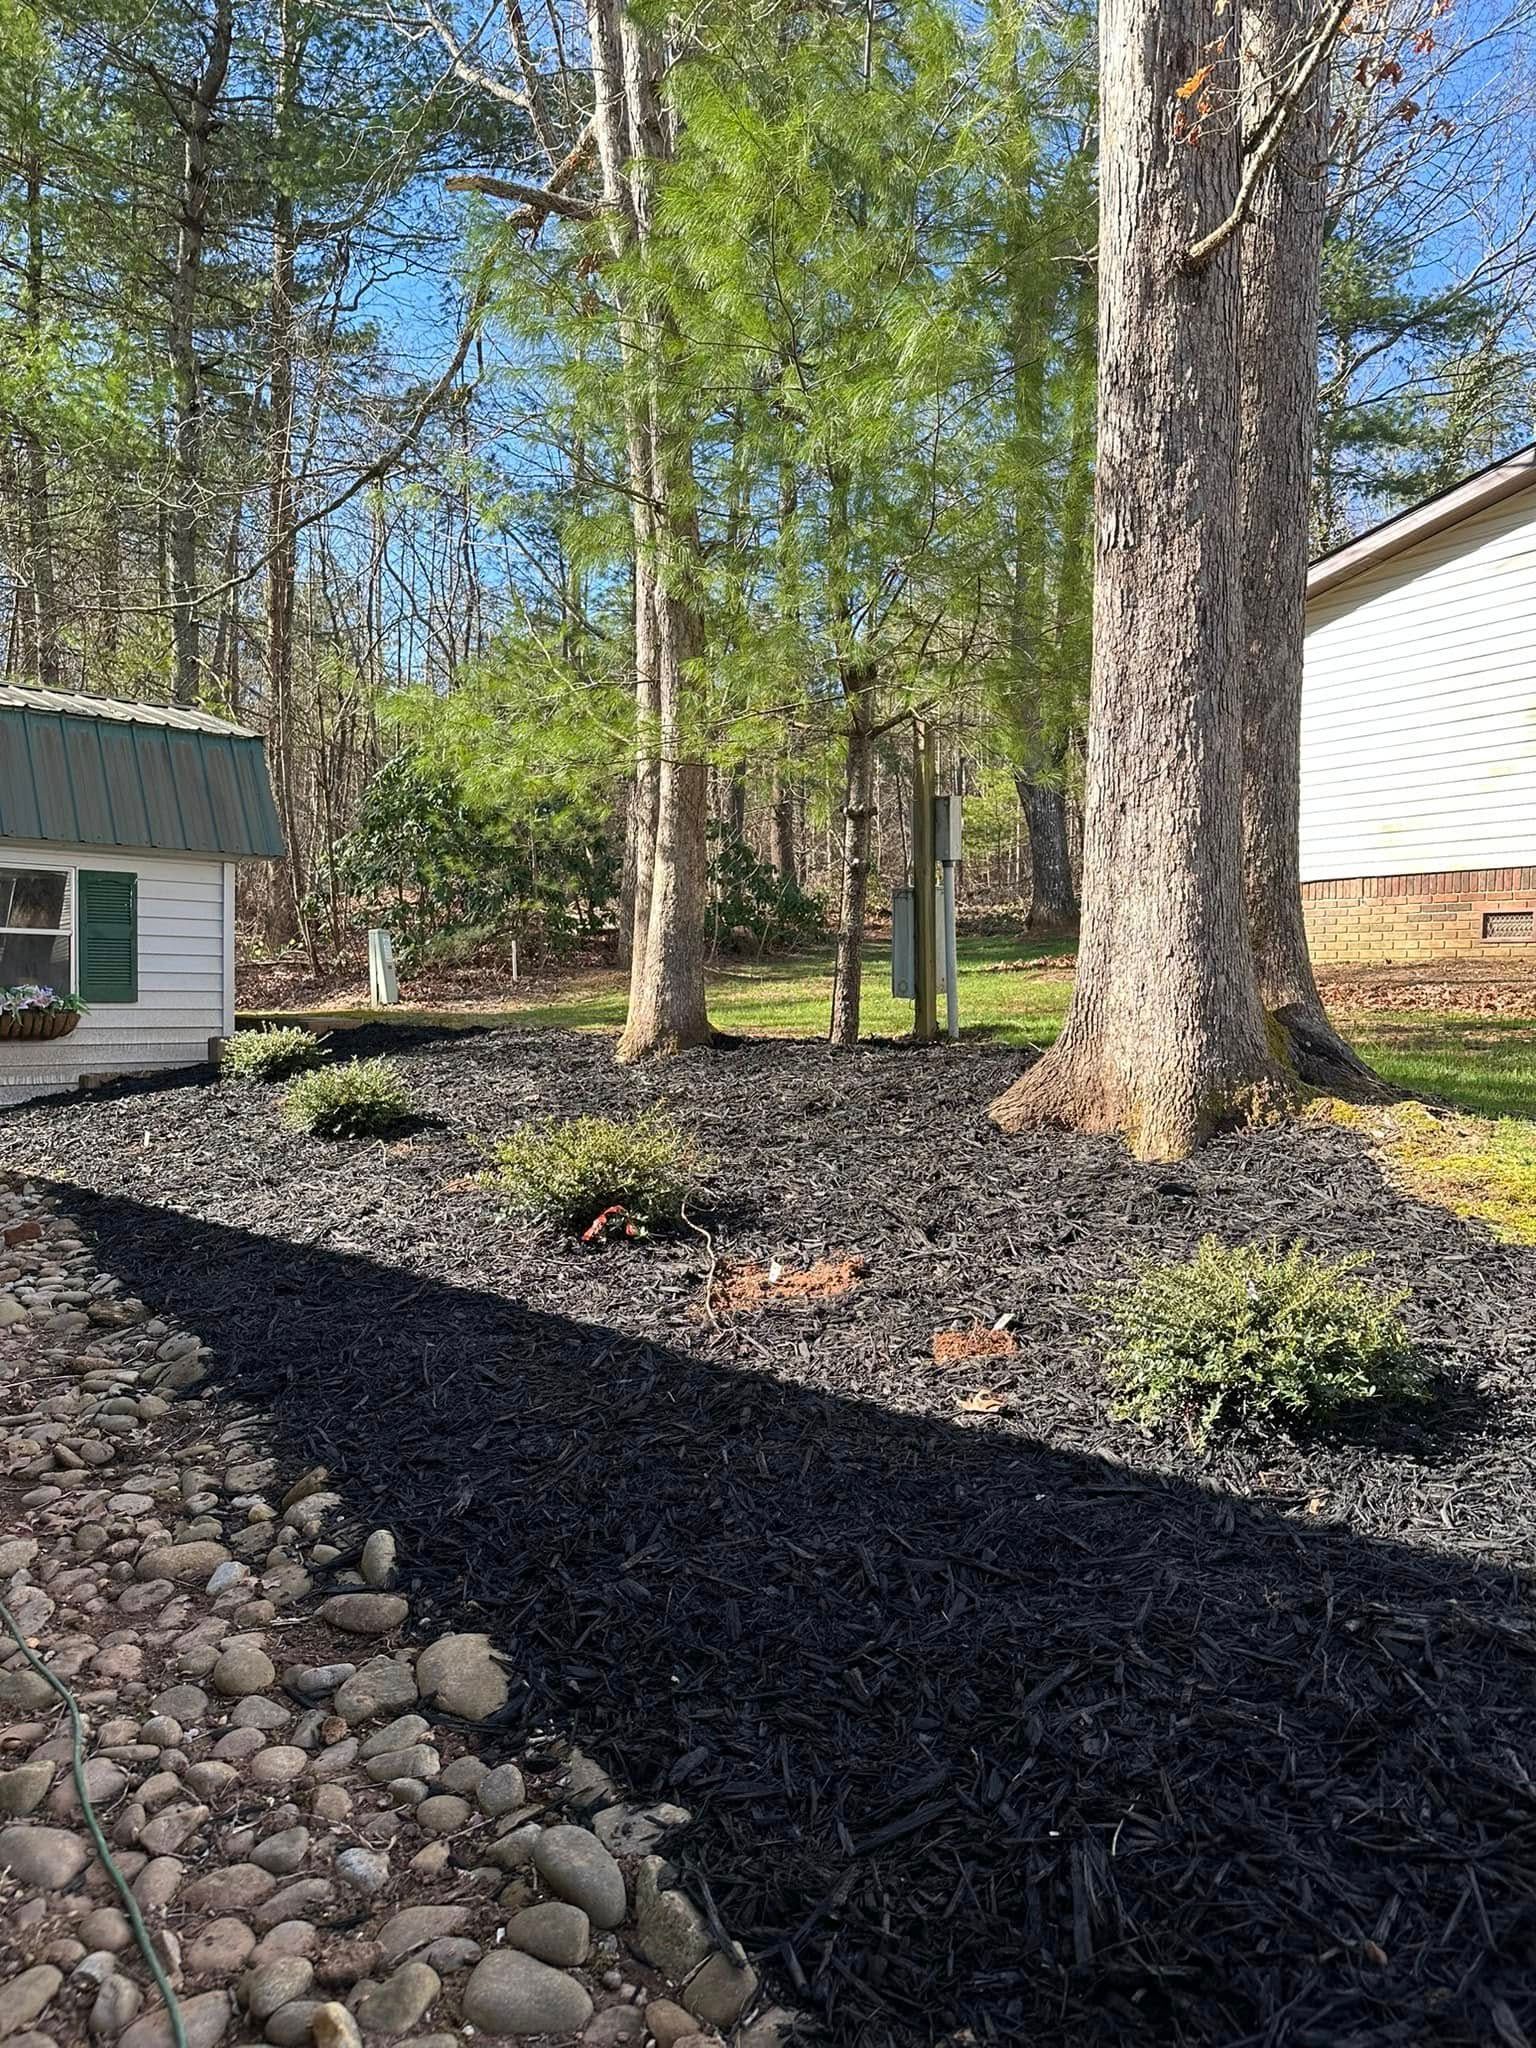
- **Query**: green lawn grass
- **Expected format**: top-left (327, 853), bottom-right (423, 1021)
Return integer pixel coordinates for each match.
top-left (243, 930), bottom-right (1536, 1122)
top-left (512, 931), bottom-right (1080, 1043)
top-left (1342, 1013), bottom-right (1536, 1122)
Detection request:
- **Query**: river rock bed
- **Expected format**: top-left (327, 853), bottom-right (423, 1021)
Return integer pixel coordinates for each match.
top-left (4, 1028), bottom-right (1536, 2046)
top-left (0, 1182), bottom-right (793, 2048)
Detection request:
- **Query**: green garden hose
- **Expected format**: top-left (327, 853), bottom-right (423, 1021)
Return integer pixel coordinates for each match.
top-left (0, 1593), bottom-right (189, 2048)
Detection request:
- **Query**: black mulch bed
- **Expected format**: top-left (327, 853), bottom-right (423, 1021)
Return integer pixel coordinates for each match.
top-left (6, 1029), bottom-right (1536, 2048)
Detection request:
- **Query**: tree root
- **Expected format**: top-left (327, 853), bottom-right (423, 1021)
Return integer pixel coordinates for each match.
top-left (1270, 1004), bottom-right (1401, 1102)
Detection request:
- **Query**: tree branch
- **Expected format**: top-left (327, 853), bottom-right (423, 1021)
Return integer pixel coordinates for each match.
top-left (1183, 0), bottom-right (1352, 271)
top-left (444, 172), bottom-right (599, 219)
top-left (502, 0), bottom-right (562, 167)
top-left (420, 0), bottom-right (526, 104)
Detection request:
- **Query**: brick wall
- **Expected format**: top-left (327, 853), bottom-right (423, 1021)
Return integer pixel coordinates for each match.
top-left (1302, 868), bottom-right (1536, 965)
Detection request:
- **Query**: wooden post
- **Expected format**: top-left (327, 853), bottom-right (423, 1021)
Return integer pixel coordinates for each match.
top-left (912, 719), bottom-right (937, 1043)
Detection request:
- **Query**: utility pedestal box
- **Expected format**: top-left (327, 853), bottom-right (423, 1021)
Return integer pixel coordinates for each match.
top-left (891, 886), bottom-right (948, 998)
top-left (368, 928), bottom-right (400, 1007)
top-left (932, 793), bottom-right (963, 864)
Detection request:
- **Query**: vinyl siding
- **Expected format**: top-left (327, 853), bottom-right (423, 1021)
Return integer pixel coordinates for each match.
top-left (0, 842), bottom-right (225, 1108)
top-left (1300, 485), bottom-right (1536, 882)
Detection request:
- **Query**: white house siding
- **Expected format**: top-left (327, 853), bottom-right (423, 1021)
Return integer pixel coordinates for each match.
top-left (0, 843), bottom-right (232, 1109)
top-left (1300, 485), bottom-right (1536, 883)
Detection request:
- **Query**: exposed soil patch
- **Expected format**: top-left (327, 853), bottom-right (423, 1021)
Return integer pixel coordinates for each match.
top-left (5, 1031), bottom-right (1536, 2048)
top-left (930, 1323), bottom-right (1019, 1365)
top-left (710, 1258), bottom-right (866, 1314)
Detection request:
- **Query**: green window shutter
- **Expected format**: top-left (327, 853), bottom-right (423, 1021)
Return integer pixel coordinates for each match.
top-left (77, 870), bottom-right (138, 1003)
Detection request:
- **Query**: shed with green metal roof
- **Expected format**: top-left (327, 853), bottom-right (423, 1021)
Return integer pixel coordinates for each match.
top-left (0, 686), bottom-right (284, 1107)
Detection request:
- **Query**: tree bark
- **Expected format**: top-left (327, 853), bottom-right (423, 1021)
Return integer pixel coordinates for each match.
top-left (265, 0), bottom-right (313, 960)
top-left (1, 442), bottom-right (36, 679)
top-left (617, 590), bottom-right (712, 1058)
top-left (590, 0), bottom-right (712, 1061)
top-left (1238, 0), bottom-right (1379, 1093)
top-left (726, 763), bottom-right (747, 842)
top-left (829, 665), bottom-right (875, 1046)
top-left (991, 0), bottom-right (1288, 1159)
top-left (96, 512), bottom-right (122, 673)
top-left (1016, 774), bottom-right (1077, 931)
top-left (209, 501), bottom-right (242, 710)
top-left (167, 0), bottom-right (234, 705)
top-left (770, 771), bottom-right (797, 882)
top-left (20, 153), bottom-right (61, 688)
top-left (620, 569), bottom-right (661, 982)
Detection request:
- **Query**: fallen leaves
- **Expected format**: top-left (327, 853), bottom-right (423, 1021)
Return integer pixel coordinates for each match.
top-left (957, 1389), bottom-right (1008, 1414)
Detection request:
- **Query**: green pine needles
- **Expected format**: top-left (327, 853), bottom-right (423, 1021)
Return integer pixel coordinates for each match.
top-left (1101, 1239), bottom-right (1425, 1446)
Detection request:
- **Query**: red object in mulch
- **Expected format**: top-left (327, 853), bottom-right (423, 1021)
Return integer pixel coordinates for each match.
top-left (2, 1220), bottom-right (42, 1248)
top-left (581, 1205), bottom-right (640, 1244)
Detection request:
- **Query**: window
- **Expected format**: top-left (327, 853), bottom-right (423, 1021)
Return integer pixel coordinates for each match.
top-left (0, 867), bottom-right (71, 991)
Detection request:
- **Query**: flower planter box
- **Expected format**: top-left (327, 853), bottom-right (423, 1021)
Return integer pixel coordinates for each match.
top-left (0, 1010), bottom-right (81, 1042)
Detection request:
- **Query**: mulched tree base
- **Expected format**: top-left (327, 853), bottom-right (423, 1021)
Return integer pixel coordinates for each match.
top-left (7, 1029), bottom-right (1536, 2048)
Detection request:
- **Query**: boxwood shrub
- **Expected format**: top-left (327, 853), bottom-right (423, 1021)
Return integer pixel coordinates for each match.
top-left (222, 1026), bottom-right (328, 1083)
top-left (282, 1057), bottom-right (412, 1139)
top-left (488, 1111), bottom-right (705, 1233)
top-left (1101, 1237), bottom-right (1424, 1445)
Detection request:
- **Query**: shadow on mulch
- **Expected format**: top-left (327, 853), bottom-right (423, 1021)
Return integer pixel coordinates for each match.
top-left (48, 1178), bottom-right (1536, 2048)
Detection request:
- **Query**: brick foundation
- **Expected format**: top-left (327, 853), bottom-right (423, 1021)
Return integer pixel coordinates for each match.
top-left (1302, 868), bottom-right (1536, 965)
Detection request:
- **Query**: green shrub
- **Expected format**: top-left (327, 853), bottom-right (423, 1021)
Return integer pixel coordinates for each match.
top-left (1100, 1238), bottom-right (1423, 1445)
top-left (706, 825), bottom-right (825, 954)
top-left (334, 752), bottom-right (617, 969)
top-left (488, 1111), bottom-right (706, 1232)
top-left (222, 1026), bottom-right (329, 1083)
top-left (282, 1058), bottom-right (412, 1139)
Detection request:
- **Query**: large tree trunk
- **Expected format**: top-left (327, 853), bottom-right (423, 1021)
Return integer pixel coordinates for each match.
top-left (617, 592), bottom-right (711, 1059)
top-left (829, 665), bottom-right (875, 1046)
top-left (1001, 209), bottom-right (1075, 935)
top-left (591, 0), bottom-right (712, 1061)
top-left (1016, 774), bottom-right (1077, 931)
top-left (991, 0), bottom-right (1287, 1159)
top-left (589, 0), bottom-right (657, 994)
top-left (166, 0), bottom-right (234, 706)
top-left (619, 570), bottom-right (661, 979)
top-left (1238, 0), bottom-right (1378, 1093)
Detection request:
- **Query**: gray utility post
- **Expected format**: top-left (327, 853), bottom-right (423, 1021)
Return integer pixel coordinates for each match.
top-left (912, 720), bottom-right (938, 1043)
top-left (933, 794), bottom-right (962, 1041)
top-left (891, 730), bottom-right (962, 1043)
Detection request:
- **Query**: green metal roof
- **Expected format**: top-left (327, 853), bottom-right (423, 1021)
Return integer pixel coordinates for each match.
top-left (0, 686), bottom-right (285, 859)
